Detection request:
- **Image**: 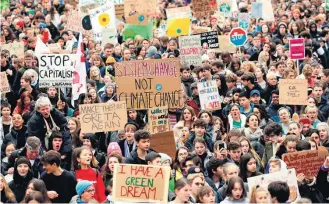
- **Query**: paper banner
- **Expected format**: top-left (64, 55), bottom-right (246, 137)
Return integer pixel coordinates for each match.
top-left (0, 72), bottom-right (10, 93)
top-left (192, 0), bottom-right (217, 19)
top-left (148, 106), bottom-right (170, 134)
top-left (65, 10), bottom-right (93, 37)
top-left (112, 164), bottom-right (170, 202)
top-left (37, 54), bottom-right (76, 88)
top-left (198, 80), bottom-right (221, 111)
top-left (166, 18), bottom-right (190, 37)
top-left (247, 169), bottom-right (300, 203)
top-left (178, 35), bottom-right (202, 66)
top-left (125, 13), bottom-right (149, 25)
top-left (238, 13), bottom-right (250, 30)
top-left (217, 0), bottom-right (232, 13)
top-left (191, 26), bottom-right (211, 35)
top-left (251, 2), bottom-right (262, 18)
top-left (150, 131), bottom-right (176, 159)
top-left (279, 79), bottom-right (308, 105)
top-left (1, 41), bottom-right (24, 59)
top-left (102, 28), bottom-right (118, 46)
top-left (115, 4), bottom-right (125, 19)
top-left (258, 0), bottom-right (274, 21)
top-left (200, 31), bottom-right (219, 49)
top-left (215, 35), bottom-right (236, 53)
top-left (124, 0), bottom-right (157, 17)
top-left (289, 38), bottom-right (305, 60)
top-left (79, 101), bottom-right (127, 133)
top-left (166, 6), bottom-right (192, 19)
top-left (123, 21), bottom-right (153, 40)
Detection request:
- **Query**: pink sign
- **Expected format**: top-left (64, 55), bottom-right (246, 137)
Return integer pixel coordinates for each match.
top-left (289, 38), bottom-right (305, 60)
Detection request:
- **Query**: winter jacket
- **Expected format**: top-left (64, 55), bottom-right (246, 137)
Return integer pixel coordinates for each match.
top-left (181, 76), bottom-right (195, 97)
top-left (318, 96), bottom-right (329, 121)
top-left (220, 197), bottom-right (249, 204)
top-left (0, 116), bottom-right (13, 144)
top-left (263, 83), bottom-right (278, 104)
top-left (125, 148), bottom-right (156, 165)
top-left (242, 83), bottom-right (264, 97)
top-left (266, 103), bottom-right (292, 123)
top-left (227, 114), bottom-right (246, 131)
top-left (185, 132), bottom-right (214, 152)
top-left (1, 126), bottom-right (28, 156)
top-left (316, 164), bottom-right (329, 202)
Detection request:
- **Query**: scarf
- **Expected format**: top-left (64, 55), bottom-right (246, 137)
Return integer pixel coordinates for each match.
top-left (124, 139), bottom-right (136, 158)
top-left (44, 114), bottom-right (59, 149)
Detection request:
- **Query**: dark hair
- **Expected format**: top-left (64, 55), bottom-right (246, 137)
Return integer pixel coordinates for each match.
top-left (134, 130), bottom-right (151, 142)
top-left (180, 65), bottom-right (191, 72)
top-left (227, 141), bottom-right (241, 151)
top-left (239, 153), bottom-right (259, 182)
top-left (241, 73), bottom-right (255, 84)
top-left (226, 176), bottom-right (247, 199)
top-left (253, 104), bottom-right (269, 122)
top-left (305, 129), bottom-right (319, 138)
top-left (24, 191), bottom-right (46, 203)
top-left (245, 113), bottom-right (260, 128)
top-left (193, 119), bottom-right (206, 129)
top-left (40, 150), bottom-right (61, 167)
top-left (173, 147), bottom-right (189, 171)
top-left (183, 154), bottom-right (201, 168)
top-left (239, 91), bottom-right (250, 99)
top-left (212, 60), bottom-right (224, 69)
top-left (206, 157), bottom-right (226, 178)
top-left (264, 123), bottom-right (282, 137)
top-left (1, 103), bottom-right (11, 111)
top-left (145, 152), bottom-right (161, 163)
top-left (175, 178), bottom-right (191, 191)
top-left (193, 137), bottom-right (206, 147)
top-left (296, 140), bottom-right (311, 151)
top-left (24, 179), bottom-right (51, 203)
top-left (102, 152), bottom-right (123, 180)
top-left (268, 181), bottom-right (290, 203)
top-left (197, 185), bottom-right (214, 202)
top-left (198, 110), bottom-right (213, 125)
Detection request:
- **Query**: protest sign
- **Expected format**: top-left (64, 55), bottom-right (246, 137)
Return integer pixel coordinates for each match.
top-left (279, 79), bottom-right (308, 105)
top-left (112, 164), bottom-right (170, 202)
top-left (247, 169), bottom-right (300, 202)
top-left (259, 0), bottom-right (274, 21)
top-left (0, 72), bottom-right (10, 93)
top-left (178, 35), bottom-right (202, 66)
top-left (282, 147), bottom-right (329, 178)
top-left (38, 54), bottom-right (76, 88)
top-left (217, 0), bottom-right (232, 14)
top-left (126, 13), bottom-right (149, 25)
top-left (166, 18), bottom-right (191, 37)
top-left (115, 4), bottom-right (124, 19)
top-left (251, 2), bottom-right (262, 18)
top-left (191, 26), bottom-right (211, 35)
top-left (1, 41), bottom-right (24, 59)
top-left (123, 21), bottom-right (153, 40)
top-left (79, 101), bottom-right (127, 133)
top-left (238, 13), bottom-right (250, 30)
top-left (89, 3), bottom-right (116, 43)
top-left (150, 131), bottom-right (176, 159)
top-left (48, 43), bottom-right (71, 54)
top-left (65, 10), bottom-right (93, 36)
top-left (326, 0), bottom-right (329, 11)
top-left (200, 31), bottom-right (219, 49)
top-left (289, 38), bottom-right (305, 60)
top-left (192, 0), bottom-right (217, 19)
top-left (148, 106), bottom-right (170, 134)
top-left (115, 59), bottom-right (183, 109)
top-left (102, 28), bottom-right (118, 46)
top-left (0, 0), bottom-right (9, 11)
top-left (198, 80), bottom-right (221, 111)
top-left (124, 0), bottom-right (157, 17)
top-left (166, 6), bottom-right (192, 19)
top-left (216, 35), bottom-right (236, 53)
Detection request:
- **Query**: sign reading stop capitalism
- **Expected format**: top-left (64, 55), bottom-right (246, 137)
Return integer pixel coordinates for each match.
top-left (289, 38), bottom-right (305, 60)
top-left (115, 59), bottom-right (183, 109)
top-left (229, 27), bottom-right (247, 47)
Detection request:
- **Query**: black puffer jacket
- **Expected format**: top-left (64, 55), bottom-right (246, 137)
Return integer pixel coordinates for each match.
top-left (1, 126), bottom-right (28, 156)
top-left (125, 149), bottom-right (156, 165)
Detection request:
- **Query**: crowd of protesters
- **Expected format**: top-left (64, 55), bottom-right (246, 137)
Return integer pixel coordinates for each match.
top-left (1, 0), bottom-right (329, 203)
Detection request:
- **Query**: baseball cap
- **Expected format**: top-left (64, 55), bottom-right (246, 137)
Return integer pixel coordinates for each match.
top-left (250, 90), bottom-right (260, 96)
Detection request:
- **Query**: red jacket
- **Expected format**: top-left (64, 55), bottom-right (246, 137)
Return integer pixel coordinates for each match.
top-left (75, 168), bottom-right (106, 202)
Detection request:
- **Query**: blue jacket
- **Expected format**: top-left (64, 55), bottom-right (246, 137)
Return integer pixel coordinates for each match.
top-left (185, 132), bottom-right (214, 152)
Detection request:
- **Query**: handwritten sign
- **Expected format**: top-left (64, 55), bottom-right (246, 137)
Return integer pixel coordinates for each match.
top-left (198, 80), bottom-right (221, 111)
top-left (192, 0), bottom-right (217, 19)
top-left (115, 4), bottom-right (125, 19)
top-left (282, 147), bottom-right (329, 178)
top-left (123, 21), bottom-right (153, 40)
top-left (251, 2), bottom-right (262, 18)
top-left (259, 0), bottom-right (274, 21)
top-left (148, 106), bottom-right (170, 134)
top-left (326, 0), bottom-right (329, 11)
top-left (166, 6), bottom-right (192, 19)
top-left (150, 131), bottom-right (176, 159)
top-left (247, 169), bottom-right (300, 203)
top-left (178, 35), bottom-right (202, 66)
top-left (124, 0), bottom-right (157, 17)
top-left (238, 13), bottom-right (249, 30)
top-left (115, 59), bottom-right (183, 109)
top-left (113, 164), bottom-right (170, 202)
top-left (289, 38), bottom-right (305, 60)
top-left (0, 72), bottom-right (10, 93)
top-left (79, 101), bottom-right (127, 133)
top-left (65, 10), bottom-right (93, 37)
top-left (166, 18), bottom-right (191, 37)
top-left (217, 0), bottom-right (232, 14)
top-left (38, 54), bottom-right (76, 88)
top-left (126, 13), bottom-right (149, 25)
top-left (279, 79), bottom-right (308, 105)
top-left (1, 41), bottom-right (24, 59)
top-left (200, 31), bottom-right (219, 49)
top-left (215, 35), bottom-right (236, 53)
top-left (102, 28), bottom-right (118, 46)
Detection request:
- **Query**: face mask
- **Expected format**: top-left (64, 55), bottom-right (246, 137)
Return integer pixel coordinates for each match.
top-left (31, 80), bottom-right (37, 86)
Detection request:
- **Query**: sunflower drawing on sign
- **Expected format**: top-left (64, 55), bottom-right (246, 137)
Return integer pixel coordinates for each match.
top-left (99, 13), bottom-right (110, 27)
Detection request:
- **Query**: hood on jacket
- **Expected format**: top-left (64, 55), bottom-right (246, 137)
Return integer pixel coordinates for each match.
top-left (13, 157), bottom-right (33, 185)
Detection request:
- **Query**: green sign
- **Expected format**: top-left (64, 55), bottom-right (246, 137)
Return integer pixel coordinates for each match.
top-left (123, 21), bottom-right (153, 40)
top-left (219, 3), bottom-right (230, 13)
top-left (326, 0), bottom-right (329, 11)
top-left (0, 0), bottom-right (10, 11)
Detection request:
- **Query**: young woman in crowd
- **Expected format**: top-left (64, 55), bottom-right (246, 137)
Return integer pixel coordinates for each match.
top-left (239, 153), bottom-right (263, 182)
top-left (169, 178), bottom-right (191, 204)
top-left (249, 186), bottom-right (270, 204)
top-left (187, 173), bottom-right (205, 203)
top-left (13, 91), bottom-right (33, 115)
top-left (0, 174), bottom-right (16, 203)
top-left (173, 106), bottom-right (196, 142)
top-left (220, 176), bottom-right (248, 204)
top-left (172, 147), bottom-right (189, 182)
top-left (23, 179), bottom-right (51, 203)
top-left (197, 185), bottom-right (216, 204)
top-left (102, 152), bottom-right (123, 190)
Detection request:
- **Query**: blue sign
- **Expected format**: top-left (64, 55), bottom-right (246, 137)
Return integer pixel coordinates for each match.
top-left (229, 27), bottom-right (247, 47)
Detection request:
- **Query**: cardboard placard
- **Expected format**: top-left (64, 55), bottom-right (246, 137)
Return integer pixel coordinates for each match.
top-left (0, 0), bottom-right (10, 11)
top-left (112, 164), bottom-right (170, 202)
top-left (279, 79), bottom-right (308, 105)
top-left (148, 106), bottom-right (170, 134)
top-left (258, 0), bottom-right (274, 21)
top-left (115, 59), bottom-right (183, 109)
top-left (124, 0), bottom-right (157, 17)
top-left (125, 13), bottom-right (149, 25)
top-left (123, 21), bottom-right (153, 40)
top-left (166, 18), bottom-right (191, 37)
top-left (150, 131), bottom-right (176, 159)
top-left (200, 31), bottom-right (219, 49)
top-left (1, 41), bottom-right (24, 59)
top-left (215, 35), bottom-right (236, 53)
top-left (178, 35), bottom-right (202, 66)
top-left (89, 3), bottom-right (116, 43)
top-left (282, 147), bottom-right (329, 178)
top-left (166, 6), bottom-right (192, 19)
top-left (247, 169), bottom-right (300, 203)
top-left (38, 54), bottom-right (76, 88)
top-left (191, 26), bottom-right (211, 35)
top-left (48, 43), bottom-right (71, 54)
top-left (102, 28), bottom-right (118, 46)
top-left (79, 101), bottom-right (127, 133)
top-left (217, 0), bottom-right (232, 14)
top-left (251, 2), bottom-right (262, 18)
top-left (198, 80), bottom-right (221, 111)
top-left (289, 38), bottom-right (305, 60)
top-left (115, 4), bottom-right (125, 19)
top-left (0, 72), bottom-right (10, 93)
top-left (326, 0), bottom-right (329, 11)
top-left (65, 10), bottom-right (93, 37)
top-left (192, 0), bottom-right (217, 19)
top-left (238, 13), bottom-right (249, 30)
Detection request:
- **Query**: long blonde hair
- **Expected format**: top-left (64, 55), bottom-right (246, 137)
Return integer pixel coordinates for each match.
top-left (0, 174), bottom-right (16, 202)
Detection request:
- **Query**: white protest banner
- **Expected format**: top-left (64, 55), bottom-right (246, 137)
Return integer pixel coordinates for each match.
top-left (197, 80), bottom-right (221, 111)
top-left (247, 169), bottom-right (300, 202)
top-left (178, 35), bottom-right (202, 66)
top-left (148, 106), bottom-right (170, 134)
top-left (102, 28), bottom-right (118, 46)
top-left (166, 6), bottom-right (192, 19)
top-left (38, 54), bottom-right (76, 88)
top-left (1, 41), bottom-right (24, 59)
top-left (79, 101), bottom-right (127, 133)
top-left (89, 3), bottom-right (116, 43)
top-left (0, 72), bottom-right (10, 93)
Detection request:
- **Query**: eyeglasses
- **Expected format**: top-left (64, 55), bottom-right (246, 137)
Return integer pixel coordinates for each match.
top-left (85, 189), bottom-right (95, 193)
top-left (194, 182), bottom-right (204, 186)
